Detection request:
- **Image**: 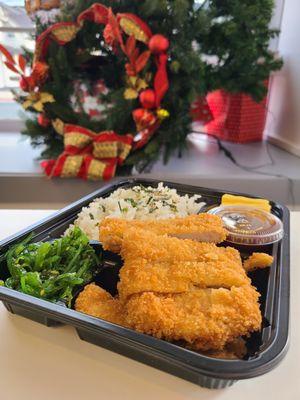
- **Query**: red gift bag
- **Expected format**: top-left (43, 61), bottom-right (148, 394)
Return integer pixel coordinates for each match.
top-left (193, 88), bottom-right (268, 143)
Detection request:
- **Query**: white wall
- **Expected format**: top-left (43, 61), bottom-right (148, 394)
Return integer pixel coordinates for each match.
top-left (266, 0), bottom-right (300, 156)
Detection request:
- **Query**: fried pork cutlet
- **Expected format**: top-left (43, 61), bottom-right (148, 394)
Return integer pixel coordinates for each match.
top-left (118, 229), bottom-right (249, 300)
top-left (120, 230), bottom-right (261, 350)
top-left (76, 228), bottom-right (262, 353)
top-left (118, 259), bottom-right (250, 300)
top-left (75, 283), bottom-right (127, 327)
top-left (120, 228), bottom-right (240, 264)
top-left (243, 253), bottom-right (274, 272)
top-left (99, 214), bottom-right (227, 253)
top-left (125, 286), bottom-right (261, 351)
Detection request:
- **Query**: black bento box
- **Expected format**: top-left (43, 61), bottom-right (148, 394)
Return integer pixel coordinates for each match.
top-left (0, 179), bottom-right (290, 389)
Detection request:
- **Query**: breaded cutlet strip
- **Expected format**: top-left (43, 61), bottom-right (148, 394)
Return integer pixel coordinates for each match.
top-left (118, 258), bottom-right (250, 301)
top-left (125, 285), bottom-right (261, 351)
top-left (243, 253), bottom-right (274, 272)
top-left (118, 229), bottom-right (246, 300)
top-left (75, 283), bottom-right (127, 327)
top-left (99, 214), bottom-right (227, 253)
top-left (120, 228), bottom-right (241, 265)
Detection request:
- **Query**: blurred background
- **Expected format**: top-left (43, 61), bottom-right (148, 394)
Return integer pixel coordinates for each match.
top-left (0, 0), bottom-right (299, 209)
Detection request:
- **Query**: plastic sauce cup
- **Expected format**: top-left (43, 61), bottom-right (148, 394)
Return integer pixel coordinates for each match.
top-left (208, 205), bottom-right (283, 246)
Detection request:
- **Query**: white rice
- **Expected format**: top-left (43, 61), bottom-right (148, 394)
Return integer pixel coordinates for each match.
top-left (68, 182), bottom-right (205, 240)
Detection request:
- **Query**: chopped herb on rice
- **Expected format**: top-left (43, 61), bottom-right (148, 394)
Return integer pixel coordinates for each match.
top-left (66, 183), bottom-right (205, 240)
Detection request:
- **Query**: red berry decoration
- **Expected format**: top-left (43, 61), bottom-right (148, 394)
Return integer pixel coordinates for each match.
top-left (139, 89), bottom-right (156, 109)
top-left (38, 114), bottom-right (50, 128)
top-left (19, 76), bottom-right (29, 91)
top-left (148, 34), bottom-right (169, 54)
top-left (133, 108), bottom-right (156, 130)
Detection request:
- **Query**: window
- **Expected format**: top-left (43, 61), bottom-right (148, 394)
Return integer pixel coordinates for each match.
top-left (0, 2), bottom-right (34, 129)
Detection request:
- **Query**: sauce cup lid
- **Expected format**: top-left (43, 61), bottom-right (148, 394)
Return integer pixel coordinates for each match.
top-left (208, 205), bottom-right (283, 245)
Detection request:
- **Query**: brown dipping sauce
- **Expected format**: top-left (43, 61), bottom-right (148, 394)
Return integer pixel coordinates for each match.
top-left (208, 205), bottom-right (283, 251)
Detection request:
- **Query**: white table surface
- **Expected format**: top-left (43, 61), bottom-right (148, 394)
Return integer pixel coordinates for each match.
top-left (0, 209), bottom-right (299, 400)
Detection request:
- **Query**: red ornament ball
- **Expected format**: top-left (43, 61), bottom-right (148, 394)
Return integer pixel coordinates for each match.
top-left (38, 114), bottom-right (50, 128)
top-left (132, 108), bottom-right (146, 121)
top-left (139, 89), bottom-right (156, 109)
top-left (133, 108), bottom-right (156, 129)
top-left (19, 76), bottom-right (29, 91)
top-left (148, 34), bottom-right (169, 54)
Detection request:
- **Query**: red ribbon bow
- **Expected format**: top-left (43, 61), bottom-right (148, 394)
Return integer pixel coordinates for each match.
top-left (41, 124), bottom-right (133, 180)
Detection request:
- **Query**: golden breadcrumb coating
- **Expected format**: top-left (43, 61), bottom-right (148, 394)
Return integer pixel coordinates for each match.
top-left (120, 228), bottom-right (240, 264)
top-left (118, 259), bottom-right (250, 300)
top-left (75, 283), bottom-right (127, 327)
top-left (125, 285), bottom-right (261, 351)
top-left (118, 229), bottom-right (249, 300)
top-left (244, 253), bottom-right (274, 272)
top-left (76, 228), bottom-right (263, 354)
top-left (99, 214), bottom-right (227, 253)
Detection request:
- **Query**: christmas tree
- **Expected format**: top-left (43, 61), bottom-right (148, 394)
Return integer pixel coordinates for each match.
top-left (1, 0), bottom-right (282, 179)
top-left (197, 0), bottom-right (282, 101)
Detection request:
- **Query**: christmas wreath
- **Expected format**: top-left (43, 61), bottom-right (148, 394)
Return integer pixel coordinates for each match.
top-left (1, 0), bottom-right (282, 180)
top-left (1, 3), bottom-right (169, 180)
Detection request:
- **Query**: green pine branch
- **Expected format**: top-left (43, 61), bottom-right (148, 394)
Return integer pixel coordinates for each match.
top-left (17, 0), bottom-right (282, 171)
